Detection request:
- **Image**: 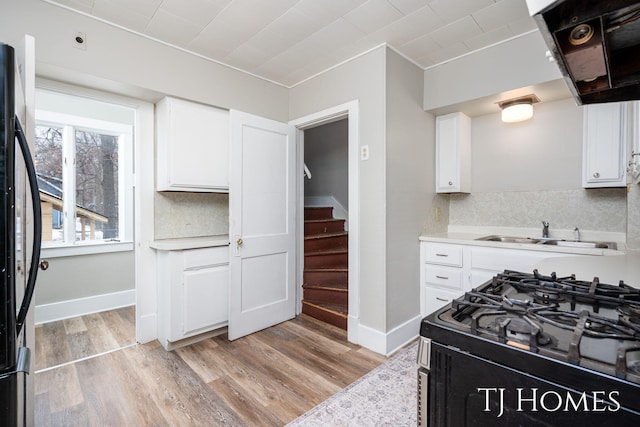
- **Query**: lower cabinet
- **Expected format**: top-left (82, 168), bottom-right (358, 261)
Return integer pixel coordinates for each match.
top-left (157, 246), bottom-right (229, 349)
top-left (420, 242), bottom-right (582, 317)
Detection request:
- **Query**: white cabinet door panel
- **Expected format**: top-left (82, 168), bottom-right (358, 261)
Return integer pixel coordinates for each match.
top-left (182, 266), bottom-right (228, 337)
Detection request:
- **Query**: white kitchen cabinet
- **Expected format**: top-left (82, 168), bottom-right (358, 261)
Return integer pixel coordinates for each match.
top-left (436, 112), bottom-right (470, 193)
top-left (157, 245), bottom-right (229, 349)
top-left (420, 242), bottom-right (468, 316)
top-left (156, 96), bottom-right (229, 192)
top-left (582, 102), bottom-right (627, 188)
top-left (420, 241), bottom-right (586, 316)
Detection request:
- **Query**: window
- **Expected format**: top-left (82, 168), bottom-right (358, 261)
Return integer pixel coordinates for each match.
top-left (35, 88), bottom-right (134, 250)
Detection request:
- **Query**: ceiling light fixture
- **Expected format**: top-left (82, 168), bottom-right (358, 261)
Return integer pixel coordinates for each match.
top-left (498, 95), bottom-right (540, 123)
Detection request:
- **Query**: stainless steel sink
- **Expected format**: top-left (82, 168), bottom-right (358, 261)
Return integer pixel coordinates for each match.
top-left (475, 235), bottom-right (541, 244)
top-left (475, 235), bottom-right (616, 250)
top-left (540, 240), bottom-right (617, 250)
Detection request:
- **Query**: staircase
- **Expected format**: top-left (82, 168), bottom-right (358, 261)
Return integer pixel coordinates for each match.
top-left (303, 206), bottom-right (348, 330)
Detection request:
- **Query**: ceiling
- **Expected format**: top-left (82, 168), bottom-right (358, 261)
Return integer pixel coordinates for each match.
top-left (46, 0), bottom-right (538, 88)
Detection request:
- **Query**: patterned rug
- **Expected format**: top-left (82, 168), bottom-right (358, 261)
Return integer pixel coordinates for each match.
top-left (287, 341), bottom-right (418, 427)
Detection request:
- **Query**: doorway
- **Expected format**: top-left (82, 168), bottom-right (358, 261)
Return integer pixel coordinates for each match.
top-left (301, 119), bottom-right (349, 329)
top-left (291, 100), bottom-right (360, 343)
top-left (32, 81), bottom-right (152, 370)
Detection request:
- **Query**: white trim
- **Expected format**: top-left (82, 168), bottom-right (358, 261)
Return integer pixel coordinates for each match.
top-left (423, 29), bottom-right (539, 70)
top-left (35, 289), bottom-right (135, 324)
top-left (384, 314), bottom-right (422, 356)
top-left (355, 322), bottom-right (387, 355)
top-left (41, 0), bottom-right (289, 89)
top-left (290, 43), bottom-right (389, 88)
top-left (354, 314), bottom-right (421, 356)
top-left (290, 100), bottom-right (360, 344)
top-left (41, 241), bottom-right (134, 257)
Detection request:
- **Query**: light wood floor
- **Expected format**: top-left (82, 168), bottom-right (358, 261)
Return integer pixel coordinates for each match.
top-left (34, 306), bottom-right (136, 371)
top-left (34, 313), bottom-right (387, 426)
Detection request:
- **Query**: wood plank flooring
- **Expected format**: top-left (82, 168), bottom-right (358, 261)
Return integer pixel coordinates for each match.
top-left (35, 306), bottom-right (136, 371)
top-left (34, 313), bottom-right (387, 426)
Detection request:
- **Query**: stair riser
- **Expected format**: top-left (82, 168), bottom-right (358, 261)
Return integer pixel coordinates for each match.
top-left (301, 303), bottom-right (347, 330)
top-left (304, 220), bottom-right (345, 235)
top-left (304, 207), bottom-right (334, 220)
top-left (304, 270), bottom-right (348, 286)
top-left (303, 288), bottom-right (348, 306)
top-left (304, 235), bottom-right (348, 252)
top-left (304, 253), bottom-right (348, 269)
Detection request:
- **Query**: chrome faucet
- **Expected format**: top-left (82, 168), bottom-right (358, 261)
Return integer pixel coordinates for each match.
top-left (542, 221), bottom-right (549, 238)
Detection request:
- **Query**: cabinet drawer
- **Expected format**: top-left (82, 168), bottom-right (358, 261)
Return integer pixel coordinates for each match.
top-left (424, 265), bottom-right (463, 291)
top-left (183, 246), bottom-right (229, 270)
top-left (422, 286), bottom-right (462, 316)
top-left (424, 243), bottom-right (462, 266)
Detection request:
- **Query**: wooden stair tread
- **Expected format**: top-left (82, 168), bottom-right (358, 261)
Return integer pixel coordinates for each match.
top-left (303, 206), bottom-right (348, 329)
top-left (301, 301), bottom-right (348, 317)
top-left (304, 249), bottom-right (347, 256)
top-left (304, 267), bottom-right (348, 273)
top-left (303, 283), bottom-right (348, 291)
top-left (304, 231), bottom-right (348, 240)
top-left (304, 218), bottom-right (344, 223)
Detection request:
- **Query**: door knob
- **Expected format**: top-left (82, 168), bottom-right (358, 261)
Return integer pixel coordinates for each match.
top-left (236, 238), bottom-right (243, 246)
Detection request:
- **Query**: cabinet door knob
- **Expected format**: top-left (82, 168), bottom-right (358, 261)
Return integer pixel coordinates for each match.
top-left (236, 238), bottom-right (243, 246)
top-left (448, 181), bottom-right (453, 186)
top-left (593, 172), bottom-right (600, 178)
top-left (39, 259), bottom-right (49, 270)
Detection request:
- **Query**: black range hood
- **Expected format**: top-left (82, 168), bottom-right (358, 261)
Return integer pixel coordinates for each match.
top-left (529, 0), bottom-right (640, 104)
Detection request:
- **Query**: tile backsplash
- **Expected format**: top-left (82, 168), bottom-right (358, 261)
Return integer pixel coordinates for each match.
top-left (154, 192), bottom-right (229, 239)
top-left (447, 188), bottom-right (627, 234)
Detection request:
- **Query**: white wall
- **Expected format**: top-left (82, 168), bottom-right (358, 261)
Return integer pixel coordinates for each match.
top-left (423, 31), bottom-right (562, 111)
top-left (304, 119), bottom-right (349, 210)
top-left (472, 97), bottom-right (583, 192)
top-left (35, 252), bottom-right (133, 305)
top-left (290, 47), bottom-right (388, 333)
top-left (385, 49), bottom-right (433, 331)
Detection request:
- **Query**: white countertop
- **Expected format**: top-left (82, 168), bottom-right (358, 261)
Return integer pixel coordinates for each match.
top-left (150, 235), bottom-right (229, 251)
top-left (419, 231), bottom-right (623, 256)
top-left (535, 251), bottom-right (640, 285)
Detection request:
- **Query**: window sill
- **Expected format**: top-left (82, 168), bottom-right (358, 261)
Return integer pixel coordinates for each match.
top-left (41, 241), bottom-right (134, 258)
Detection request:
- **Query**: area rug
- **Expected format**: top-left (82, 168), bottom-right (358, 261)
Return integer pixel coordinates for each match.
top-left (287, 341), bottom-right (418, 427)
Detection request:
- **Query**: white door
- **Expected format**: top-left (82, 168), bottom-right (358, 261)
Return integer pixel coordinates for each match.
top-left (228, 110), bottom-right (297, 340)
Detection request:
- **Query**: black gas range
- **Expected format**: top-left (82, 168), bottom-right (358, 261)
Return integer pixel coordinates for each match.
top-left (417, 269), bottom-right (640, 426)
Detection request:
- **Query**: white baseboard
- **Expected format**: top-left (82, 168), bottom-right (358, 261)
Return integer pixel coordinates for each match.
top-left (385, 314), bottom-right (422, 356)
top-left (355, 314), bottom-right (422, 356)
top-left (304, 196), bottom-right (348, 230)
top-left (35, 289), bottom-right (136, 325)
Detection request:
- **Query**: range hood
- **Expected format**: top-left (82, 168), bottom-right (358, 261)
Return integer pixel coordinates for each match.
top-left (527, 0), bottom-right (640, 104)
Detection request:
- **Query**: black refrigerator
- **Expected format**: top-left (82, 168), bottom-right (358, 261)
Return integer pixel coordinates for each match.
top-left (0, 42), bottom-right (42, 427)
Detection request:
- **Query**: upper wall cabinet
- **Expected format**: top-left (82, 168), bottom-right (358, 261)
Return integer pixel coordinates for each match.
top-left (582, 103), bottom-right (627, 188)
top-left (156, 97), bottom-right (229, 192)
top-left (436, 112), bottom-right (471, 193)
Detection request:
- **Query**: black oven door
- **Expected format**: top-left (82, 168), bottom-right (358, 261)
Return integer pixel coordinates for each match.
top-left (421, 341), bottom-right (640, 426)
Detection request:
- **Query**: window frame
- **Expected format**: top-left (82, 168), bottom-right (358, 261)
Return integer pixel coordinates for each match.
top-left (35, 91), bottom-right (135, 258)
